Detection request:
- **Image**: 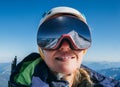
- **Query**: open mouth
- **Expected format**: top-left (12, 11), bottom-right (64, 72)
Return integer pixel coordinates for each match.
top-left (55, 56), bottom-right (75, 62)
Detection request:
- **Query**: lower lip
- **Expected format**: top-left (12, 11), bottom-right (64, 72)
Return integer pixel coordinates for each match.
top-left (55, 57), bottom-right (75, 62)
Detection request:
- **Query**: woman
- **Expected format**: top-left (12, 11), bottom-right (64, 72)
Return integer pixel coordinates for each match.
top-left (9, 6), bottom-right (120, 87)
top-left (37, 6), bottom-right (92, 87)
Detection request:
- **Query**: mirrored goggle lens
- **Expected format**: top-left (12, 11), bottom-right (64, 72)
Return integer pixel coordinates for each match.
top-left (37, 15), bottom-right (91, 49)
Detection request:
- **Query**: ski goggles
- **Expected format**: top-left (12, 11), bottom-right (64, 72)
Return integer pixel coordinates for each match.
top-left (37, 15), bottom-right (91, 50)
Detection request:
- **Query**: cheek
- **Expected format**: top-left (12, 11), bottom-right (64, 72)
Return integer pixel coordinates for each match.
top-left (43, 51), bottom-right (56, 66)
top-left (43, 51), bottom-right (55, 59)
top-left (76, 52), bottom-right (84, 67)
top-left (44, 51), bottom-right (52, 61)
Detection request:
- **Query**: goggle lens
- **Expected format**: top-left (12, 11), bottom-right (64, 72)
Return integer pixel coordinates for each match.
top-left (37, 15), bottom-right (91, 50)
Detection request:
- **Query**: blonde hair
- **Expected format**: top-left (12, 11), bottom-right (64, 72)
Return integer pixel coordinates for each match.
top-left (38, 47), bottom-right (44, 59)
top-left (72, 68), bottom-right (93, 87)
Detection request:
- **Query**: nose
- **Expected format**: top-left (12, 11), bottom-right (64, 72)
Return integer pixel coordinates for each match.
top-left (59, 40), bottom-right (71, 51)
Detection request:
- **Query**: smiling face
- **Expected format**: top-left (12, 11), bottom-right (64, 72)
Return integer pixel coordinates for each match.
top-left (43, 40), bottom-right (86, 74)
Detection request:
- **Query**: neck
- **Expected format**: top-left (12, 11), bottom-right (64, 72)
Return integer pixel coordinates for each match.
top-left (61, 73), bottom-right (74, 87)
top-left (55, 73), bottom-right (74, 87)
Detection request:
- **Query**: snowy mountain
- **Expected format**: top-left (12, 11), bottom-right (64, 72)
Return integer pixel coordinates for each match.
top-left (83, 61), bottom-right (120, 71)
top-left (83, 61), bottom-right (120, 80)
top-left (0, 63), bottom-right (11, 87)
top-left (98, 68), bottom-right (120, 80)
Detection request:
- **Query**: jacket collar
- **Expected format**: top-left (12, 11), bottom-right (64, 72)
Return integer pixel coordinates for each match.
top-left (32, 61), bottom-right (69, 87)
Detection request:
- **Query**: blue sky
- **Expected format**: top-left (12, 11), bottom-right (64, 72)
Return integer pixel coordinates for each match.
top-left (0, 0), bottom-right (120, 62)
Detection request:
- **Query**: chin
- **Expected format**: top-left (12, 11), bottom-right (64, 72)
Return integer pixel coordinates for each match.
top-left (58, 67), bottom-right (77, 74)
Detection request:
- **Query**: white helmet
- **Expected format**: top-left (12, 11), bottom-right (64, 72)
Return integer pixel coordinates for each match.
top-left (38, 6), bottom-right (91, 59)
top-left (40, 6), bottom-right (87, 25)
